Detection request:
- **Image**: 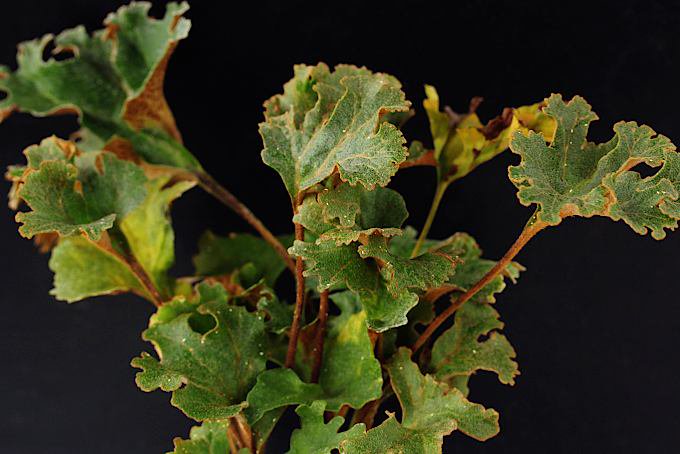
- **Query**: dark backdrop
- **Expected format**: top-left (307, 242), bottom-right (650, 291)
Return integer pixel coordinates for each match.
top-left (1, 1), bottom-right (679, 453)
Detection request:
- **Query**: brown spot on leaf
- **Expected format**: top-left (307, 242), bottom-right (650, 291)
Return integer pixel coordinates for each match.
top-left (481, 107), bottom-right (514, 140)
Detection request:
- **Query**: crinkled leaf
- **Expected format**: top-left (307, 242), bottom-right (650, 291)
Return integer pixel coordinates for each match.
top-left (260, 63), bottom-right (410, 197)
top-left (509, 94), bottom-right (680, 239)
top-left (289, 241), bottom-right (417, 331)
top-left (120, 175), bottom-right (194, 296)
top-left (170, 420), bottom-right (230, 454)
top-left (431, 301), bottom-right (519, 386)
top-left (340, 415), bottom-right (439, 454)
top-left (49, 235), bottom-right (147, 302)
top-left (132, 282), bottom-right (267, 420)
top-left (15, 145), bottom-right (146, 240)
top-left (357, 234), bottom-right (457, 296)
top-left (194, 232), bottom-right (293, 287)
top-left (295, 183), bottom-right (407, 246)
top-left (422, 85), bottom-right (555, 184)
top-left (288, 401), bottom-right (365, 454)
top-left (247, 300), bottom-right (382, 420)
top-left (0, 2), bottom-right (199, 170)
top-left (342, 348), bottom-right (499, 452)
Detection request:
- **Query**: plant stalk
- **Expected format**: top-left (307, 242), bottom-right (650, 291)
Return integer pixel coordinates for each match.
top-left (196, 171), bottom-right (295, 273)
top-left (310, 290), bottom-right (330, 383)
top-left (286, 197), bottom-right (306, 368)
top-left (411, 181), bottom-right (449, 258)
top-left (412, 216), bottom-right (547, 353)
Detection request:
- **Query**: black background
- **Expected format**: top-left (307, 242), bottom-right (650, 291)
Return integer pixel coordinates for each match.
top-left (1, 1), bottom-right (679, 453)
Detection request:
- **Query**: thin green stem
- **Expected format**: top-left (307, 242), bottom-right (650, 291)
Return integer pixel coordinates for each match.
top-left (411, 181), bottom-right (449, 258)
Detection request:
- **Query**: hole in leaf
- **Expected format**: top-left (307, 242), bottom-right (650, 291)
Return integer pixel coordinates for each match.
top-left (629, 161), bottom-right (658, 178)
top-left (0, 90), bottom-right (7, 101)
top-left (188, 313), bottom-right (216, 335)
top-left (42, 39), bottom-right (74, 62)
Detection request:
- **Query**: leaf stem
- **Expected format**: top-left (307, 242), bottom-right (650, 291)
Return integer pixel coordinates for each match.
top-left (286, 197), bottom-right (306, 368)
top-left (195, 171), bottom-right (295, 273)
top-left (411, 181), bottom-right (448, 258)
top-left (310, 290), bottom-right (329, 383)
top-left (124, 254), bottom-right (163, 307)
top-left (412, 216), bottom-right (547, 353)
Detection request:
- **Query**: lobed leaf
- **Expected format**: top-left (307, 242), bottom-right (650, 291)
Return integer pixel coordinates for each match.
top-left (260, 63), bottom-right (410, 197)
top-left (132, 282), bottom-right (267, 420)
top-left (430, 301), bottom-right (519, 386)
top-left (509, 94), bottom-right (680, 239)
top-left (341, 348), bottom-right (500, 452)
top-left (288, 401), bottom-right (365, 454)
top-left (0, 2), bottom-right (199, 170)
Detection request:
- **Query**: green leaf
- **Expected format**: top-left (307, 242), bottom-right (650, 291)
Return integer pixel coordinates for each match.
top-left (443, 232), bottom-right (523, 304)
top-left (194, 232), bottom-right (293, 287)
top-left (247, 300), bottom-right (382, 420)
top-left (430, 301), bottom-right (519, 386)
top-left (357, 234), bottom-right (457, 296)
top-left (16, 146), bottom-right (147, 241)
top-left (422, 85), bottom-right (555, 184)
top-left (288, 401), bottom-right (365, 454)
top-left (0, 2), bottom-right (199, 170)
top-left (509, 94), bottom-right (680, 239)
top-left (120, 175), bottom-right (195, 296)
top-left (340, 415), bottom-right (439, 454)
top-left (342, 348), bottom-right (499, 452)
top-left (132, 282), bottom-right (267, 420)
top-left (49, 235), bottom-right (147, 302)
top-left (170, 420), bottom-right (230, 454)
top-left (260, 64), bottom-right (410, 197)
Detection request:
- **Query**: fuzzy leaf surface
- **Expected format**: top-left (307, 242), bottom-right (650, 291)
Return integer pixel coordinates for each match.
top-left (16, 147), bottom-right (146, 240)
top-left (0, 2), bottom-right (199, 169)
top-left (260, 63), bottom-right (410, 197)
top-left (132, 282), bottom-right (267, 420)
top-left (288, 401), bottom-right (365, 454)
top-left (509, 94), bottom-right (679, 238)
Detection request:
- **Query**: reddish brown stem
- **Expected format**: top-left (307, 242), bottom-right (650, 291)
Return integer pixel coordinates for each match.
top-left (412, 218), bottom-right (547, 353)
top-left (310, 290), bottom-right (330, 383)
top-left (196, 171), bottom-right (295, 273)
top-left (125, 254), bottom-right (163, 307)
top-left (286, 197), bottom-right (306, 368)
top-left (232, 415), bottom-right (253, 452)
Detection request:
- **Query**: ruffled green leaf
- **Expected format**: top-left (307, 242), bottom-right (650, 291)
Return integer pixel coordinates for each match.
top-left (15, 142), bottom-right (146, 241)
top-left (431, 302), bottom-right (518, 386)
top-left (288, 401), bottom-right (365, 454)
top-left (260, 63), bottom-right (410, 197)
top-left (0, 2), bottom-right (199, 170)
top-left (509, 94), bottom-right (680, 239)
top-left (170, 420), bottom-right (230, 454)
top-left (341, 348), bottom-right (499, 452)
top-left (132, 282), bottom-right (267, 420)
top-left (194, 232), bottom-right (293, 287)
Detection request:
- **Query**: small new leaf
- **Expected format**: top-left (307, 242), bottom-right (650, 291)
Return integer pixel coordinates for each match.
top-left (260, 63), bottom-right (410, 197)
top-left (509, 94), bottom-right (680, 239)
top-left (132, 282), bottom-right (267, 420)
